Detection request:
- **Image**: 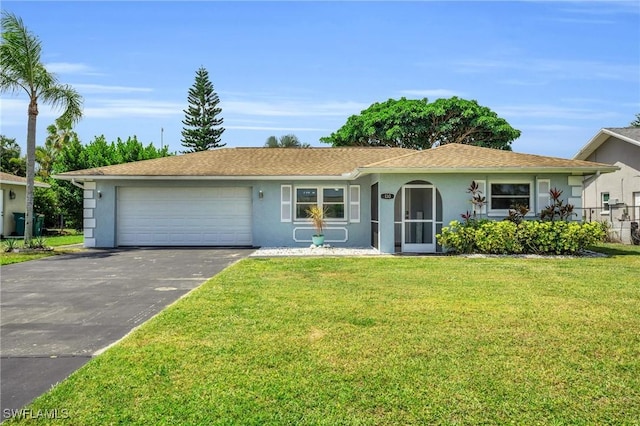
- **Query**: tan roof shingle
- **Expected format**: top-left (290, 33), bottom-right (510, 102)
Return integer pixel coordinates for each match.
top-left (361, 143), bottom-right (616, 171)
top-left (0, 172), bottom-right (50, 187)
top-left (54, 144), bottom-right (617, 180)
top-left (56, 147), bottom-right (415, 178)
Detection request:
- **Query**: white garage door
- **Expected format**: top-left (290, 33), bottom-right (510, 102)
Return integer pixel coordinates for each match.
top-left (117, 187), bottom-right (252, 246)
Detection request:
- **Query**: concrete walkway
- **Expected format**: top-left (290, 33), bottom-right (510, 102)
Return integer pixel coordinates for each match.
top-left (0, 247), bottom-right (254, 419)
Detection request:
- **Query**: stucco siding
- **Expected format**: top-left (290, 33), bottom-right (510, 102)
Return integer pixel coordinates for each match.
top-left (87, 173), bottom-right (581, 252)
top-left (1, 184), bottom-right (26, 237)
top-left (89, 178), bottom-right (373, 248)
top-left (372, 173), bottom-right (577, 254)
top-left (582, 137), bottom-right (640, 210)
top-left (581, 136), bottom-right (640, 243)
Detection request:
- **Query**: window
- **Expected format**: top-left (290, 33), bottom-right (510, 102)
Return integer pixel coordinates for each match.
top-left (602, 192), bottom-right (610, 212)
top-left (294, 187), bottom-right (346, 220)
top-left (295, 188), bottom-right (318, 220)
top-left (323, 188), bottom-right (345, 219)
top-left (490, 183), bottom-right (531, 211)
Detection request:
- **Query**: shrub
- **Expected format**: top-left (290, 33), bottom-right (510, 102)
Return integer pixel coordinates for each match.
top-left (474, 220), bottom-right (522, 254)
top-left (3, 238), bottom-right (19, 252)
top-left (437, 220), bottom-right (479, 254)
top-left (437, 220), bottom-right (605, 255)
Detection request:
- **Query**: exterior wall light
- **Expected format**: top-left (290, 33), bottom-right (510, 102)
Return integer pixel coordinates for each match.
top-left (258, 190), bottom-right (264, 199)
top-left (9, 190), bottom-right (16, 200)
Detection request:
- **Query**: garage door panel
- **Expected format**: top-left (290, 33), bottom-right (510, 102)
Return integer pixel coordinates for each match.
top-left (117, 187), bottom-right (252, 246)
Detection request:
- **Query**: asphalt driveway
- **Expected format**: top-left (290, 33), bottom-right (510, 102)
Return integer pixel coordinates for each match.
top-left (0, 247), bottom-right (254, 419)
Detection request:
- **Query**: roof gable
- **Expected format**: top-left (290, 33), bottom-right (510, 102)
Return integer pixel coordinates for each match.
top-left (574, 127), bottom-right (640, 160)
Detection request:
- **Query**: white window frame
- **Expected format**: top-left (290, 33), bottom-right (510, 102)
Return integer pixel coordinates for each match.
top-left (294, 186), bottom-right (347, 222)
top-left (602, 192), bottom-right (610, 212)
top-left (488, 180), bottom-right (534, 216)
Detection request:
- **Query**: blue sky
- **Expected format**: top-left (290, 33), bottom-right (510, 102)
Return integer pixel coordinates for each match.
top-left (1, 1), bottom-right (639, 159)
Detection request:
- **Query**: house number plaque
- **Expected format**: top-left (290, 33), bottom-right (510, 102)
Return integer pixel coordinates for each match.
top-left (381, 193), bottom-right (394, 200)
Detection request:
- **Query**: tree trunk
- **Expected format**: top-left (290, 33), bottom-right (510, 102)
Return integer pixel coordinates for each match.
top-left (24, 98), bottom-right (38, 243)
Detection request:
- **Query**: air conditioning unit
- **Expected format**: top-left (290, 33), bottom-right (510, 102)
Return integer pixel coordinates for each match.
top-left (609, 198), bottom-right (620, 205)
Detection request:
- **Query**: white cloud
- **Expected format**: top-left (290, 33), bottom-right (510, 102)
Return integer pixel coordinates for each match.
top-left (0, 97), bottom-right (61, 127)
top-left (221, 99), bottom-right (369, 117)
top-left (551, 17), bottom-right (615, 24)
top-left (456, 58), bottom-right (639, 81)
top-left (73, 84), bottom-right (153, 94)
top-left (399, 89), bottom-right (463, 98)
top-left (518, 124), bottom-right (583, 132)
top-left (226, 125), bottom-right (329, 132)
top-left (45, 62), bottom-right (99, 75)
top-left (495, 104), bottom-right (619, 120)
top-left (84, 99), bottom-right (183, 118)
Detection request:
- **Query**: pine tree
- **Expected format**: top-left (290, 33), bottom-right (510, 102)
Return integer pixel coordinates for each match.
top-left (181, 67), bottom-right (225, 152)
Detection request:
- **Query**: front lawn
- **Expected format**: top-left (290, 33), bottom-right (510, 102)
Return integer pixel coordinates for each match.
top-left (8, 245), bottom-right (640, 424)
top-left (0, 234), bottom-right (84, 265)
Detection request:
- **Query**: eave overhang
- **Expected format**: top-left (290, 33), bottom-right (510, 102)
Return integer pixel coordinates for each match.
top-left (350, 165), bottom-right (620, 178)
top-left (52, 174), bottom-right (356, 182)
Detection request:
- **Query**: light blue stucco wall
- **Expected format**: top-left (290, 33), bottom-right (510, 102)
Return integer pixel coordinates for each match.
top-left (85, 173), bottom-right (578, 253)
top-left (370, 173), bottom-right (578, 254)
top-left (87, 177), bottom-right (373, 249)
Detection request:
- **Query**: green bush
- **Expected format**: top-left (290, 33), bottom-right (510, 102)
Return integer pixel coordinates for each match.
top-left (437, 220), bottom-right (605, 255)
top-left (474, 220), bottom-right (522, 254)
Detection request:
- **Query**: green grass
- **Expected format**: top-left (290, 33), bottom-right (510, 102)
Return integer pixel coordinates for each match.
top-left (7, 245), bottom-right (640, 425)
top-left (0, 234), bottom-right (84, 265)
top-left (43, 234), bottom-right (84, 247)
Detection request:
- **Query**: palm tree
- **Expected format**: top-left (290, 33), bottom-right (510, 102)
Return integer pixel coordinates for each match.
top-left (264, 134), bottom-right (310, 148)
top-left (1, 12), bottom-right (83, 241)
top-left (36, 117), bottom-right (77, 178)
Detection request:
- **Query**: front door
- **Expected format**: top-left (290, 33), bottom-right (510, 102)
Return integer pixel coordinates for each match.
top-left (402, 184), bottom-right (435, 253)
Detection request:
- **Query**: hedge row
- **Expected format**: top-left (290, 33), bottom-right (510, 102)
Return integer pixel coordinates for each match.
top-left (436, 220), bottom-right (605, 255)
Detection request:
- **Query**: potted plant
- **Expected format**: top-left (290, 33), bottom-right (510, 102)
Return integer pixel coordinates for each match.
top-left (306, 205), bottom-right (327, 246)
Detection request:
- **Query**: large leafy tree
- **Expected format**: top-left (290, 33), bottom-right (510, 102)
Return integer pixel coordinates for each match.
top-left (1, 11), bottom-right (83, 242)
top-left (321, 97), bottom-right (520, 151)
top-left (264, 134), bottom-right (310, 148)
top-left (181, 67), bottom-right (225, 152)
top-left (52, 135), bottom-right (172, 228)
top-left (630, 113), bottom-right (640, 128)
top-left (0, 135), bottom-right (26, 176)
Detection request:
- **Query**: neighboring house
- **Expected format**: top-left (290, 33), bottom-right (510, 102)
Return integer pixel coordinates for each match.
top-left (0, 172), bottom-right (50, 238)
top-left (574, 127), bottom-right (640, 244)
top-left (54, 144), bottom-right (616, 254)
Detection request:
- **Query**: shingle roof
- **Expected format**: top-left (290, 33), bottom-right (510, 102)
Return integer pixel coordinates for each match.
top-left (56, 147), bottom-right (415, 178)
top-left (360, 143), bottom-right (616, 172)
top-left (0, 172), bottom-right (50, 187)
top-left (604, 127), bottom-right (640, 142)
top-left (54, 145), bottom-right (617, 180)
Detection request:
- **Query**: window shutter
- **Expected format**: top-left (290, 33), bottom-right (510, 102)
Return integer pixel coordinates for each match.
top-left (281, 185), bottom-right (292, 222)
top-left (349, 185), bottom-right (360, 223)
top-left (537, 179), bottom-right (551, 213)
top-left (475, 180), bottom-right (487, 214)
